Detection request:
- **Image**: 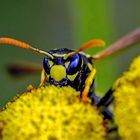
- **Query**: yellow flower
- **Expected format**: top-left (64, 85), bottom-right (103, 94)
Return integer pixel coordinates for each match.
top-left (113, 55), bottom-right (140, 140)
top-left (0, 86), bottom-right (105, 140)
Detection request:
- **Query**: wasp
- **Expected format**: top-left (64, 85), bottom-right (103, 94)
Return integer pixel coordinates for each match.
top-left (0, 28), bottom-right (140, 115)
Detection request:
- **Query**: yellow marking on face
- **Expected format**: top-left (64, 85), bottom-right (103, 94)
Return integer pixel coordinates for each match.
top-left (67, 72), bottom-right (78, 81)
top-left (48, 60), bottom-right (54, 67)
top-left (87, 63), bottom-right (93, 71)
top-left (52, 53), bottom-right (66, 57)
top-left (65, 61), bottom-right (70, 68)
top-left (50, 65), bottom-right (66, 82)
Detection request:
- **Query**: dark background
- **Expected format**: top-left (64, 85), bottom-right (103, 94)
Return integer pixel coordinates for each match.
top-left (0, 0), bottom-right (140, 107)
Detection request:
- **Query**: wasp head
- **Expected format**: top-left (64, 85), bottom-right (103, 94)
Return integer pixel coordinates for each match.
top-left (43, 48), bottom-right (82, 86)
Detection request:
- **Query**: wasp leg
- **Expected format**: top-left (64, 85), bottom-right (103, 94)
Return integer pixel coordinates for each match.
top-left (102, 108), bottom-right (113, 120)
top-left (82, 68), bottom-right (96, 103)
top-left (26, 84), bottom-right (35, 91)
top-left (97, 88), bottom-right (114, 120)
top-left (39, 68), bottom-right (48, 87)
top-left (26, 69), bottom-right (47, 91)
top-left (97, 88), bottom-right (114, 107)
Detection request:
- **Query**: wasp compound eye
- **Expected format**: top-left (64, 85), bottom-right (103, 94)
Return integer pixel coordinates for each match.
top-left (43, 57), bottom-right (54, 74)
top-left (66, 54), bottom-right (81, 75)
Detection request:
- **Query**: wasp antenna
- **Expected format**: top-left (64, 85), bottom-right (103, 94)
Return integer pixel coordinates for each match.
top-left (0, 38), bottom-right (53, 59)
top-left (78, 39), bottom-right (105, 52)
top-left (64, 39), bottom-right (105, 59)
top-left (92, 28), bottom-right (140, 60)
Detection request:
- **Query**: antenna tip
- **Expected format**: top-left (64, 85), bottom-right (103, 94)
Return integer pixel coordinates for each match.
top-left (91, 39), bottom-right (106, 47)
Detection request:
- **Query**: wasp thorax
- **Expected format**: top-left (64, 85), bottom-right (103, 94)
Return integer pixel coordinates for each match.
top-left (50, 65), bottom-right (66, 82)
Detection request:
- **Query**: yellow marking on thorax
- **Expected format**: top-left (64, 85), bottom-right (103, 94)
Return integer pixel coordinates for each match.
top-left (50, 65), bottom-right (66, 81)
top-left (87, 63), bottom-right (93, 71)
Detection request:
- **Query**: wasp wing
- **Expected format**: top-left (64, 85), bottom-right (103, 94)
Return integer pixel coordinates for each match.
top-left (7, 63), bottom-right (42, 77)
top-left (92, 28), bottom-right (140, 60)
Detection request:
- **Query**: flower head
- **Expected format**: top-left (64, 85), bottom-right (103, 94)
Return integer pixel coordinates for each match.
top-left (113, 55), bottom-right (140, 140)
top-left (0, 86), bottom-right (105, 140)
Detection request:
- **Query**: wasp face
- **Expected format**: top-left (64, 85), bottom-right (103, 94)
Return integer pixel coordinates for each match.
top-left (43, 49), bottom-right (82, 86)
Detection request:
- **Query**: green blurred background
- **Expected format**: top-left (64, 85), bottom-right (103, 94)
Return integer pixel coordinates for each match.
top-left (0, 0), bottom-right (140, 107)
